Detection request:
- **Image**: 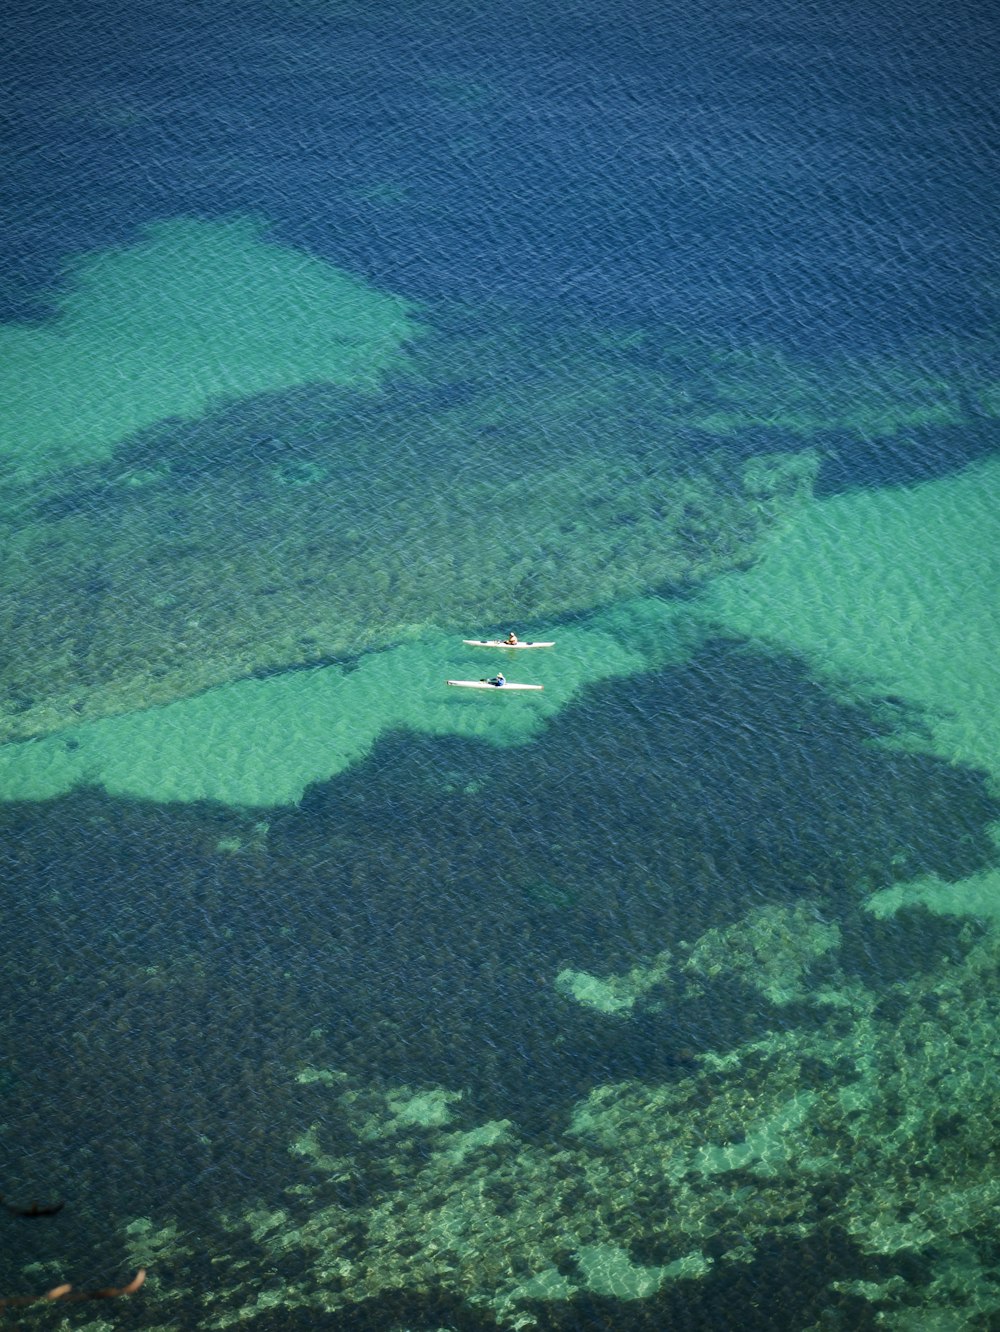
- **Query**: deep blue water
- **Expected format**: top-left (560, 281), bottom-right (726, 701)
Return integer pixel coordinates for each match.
top-left (3, 0), bottom-right (997, 353)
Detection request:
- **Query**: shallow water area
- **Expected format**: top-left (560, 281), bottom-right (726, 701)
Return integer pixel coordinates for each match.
top-left (0, 608), bottom-right (666, 805)
top-left (0, 217), bottom-right (418, 482)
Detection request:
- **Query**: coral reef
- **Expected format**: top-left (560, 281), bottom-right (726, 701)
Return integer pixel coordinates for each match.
top-left (75, 916), bottom-right (998, 1331)
top-left (0, 358), bottom-right (817, 743)
top-left (682, 903), bottom-right (841, 1006)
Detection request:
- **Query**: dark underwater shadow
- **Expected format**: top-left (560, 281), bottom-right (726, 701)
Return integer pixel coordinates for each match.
top-left (0, 640), bottom-right (996, 1269)
top-left (813, 418), bottom-right (1000, 498)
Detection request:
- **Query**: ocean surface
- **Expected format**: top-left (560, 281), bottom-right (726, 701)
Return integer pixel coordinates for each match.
top-left (1, 0), bottom-right (998, 1328)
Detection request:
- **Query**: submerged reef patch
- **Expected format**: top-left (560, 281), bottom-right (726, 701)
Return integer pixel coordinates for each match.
top-left (13, 306), bottom-right (996, 753)
top-left (0, 349), bottom-right (816, 745)
top-left (683, 904), bottom-right (841, 1007)
top-left (92, 928), bottom-right (999, 1330)
top-left (0, 632), bottom-right (994, 1254)
top-left (2, 406), bottom-right (995, 821)
top-left (1, 629), bottom-right (997, 1326)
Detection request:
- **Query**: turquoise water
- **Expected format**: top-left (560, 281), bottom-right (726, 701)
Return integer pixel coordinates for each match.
top-left (1, 1), bottom-right (999, 1328)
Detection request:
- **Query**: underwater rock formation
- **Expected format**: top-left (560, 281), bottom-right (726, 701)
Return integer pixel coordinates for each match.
top-left (0, 365), bottom-right (817, 744)
top-left (103, 916), bottom-right (999, 1331)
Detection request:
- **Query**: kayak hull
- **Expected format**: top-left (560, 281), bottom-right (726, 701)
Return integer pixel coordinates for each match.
top-left (462, 640), bottom-right (555, 649)
top-left (447, 680), bottom-right (544, 691)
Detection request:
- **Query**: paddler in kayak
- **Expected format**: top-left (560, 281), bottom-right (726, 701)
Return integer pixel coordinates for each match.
top-left (489, 673), bottom-right (506, 687)
top-left (504, 632), bottom-right (519, 644)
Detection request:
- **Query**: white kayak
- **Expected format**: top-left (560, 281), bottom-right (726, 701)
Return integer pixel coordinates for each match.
top-left (462, 639), bottom-right (555, 649)
top-left (447, 679), bottom-right (544, 691)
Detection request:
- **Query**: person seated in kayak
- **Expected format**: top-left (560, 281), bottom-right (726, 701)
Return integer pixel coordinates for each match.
top-left (489, 673), bottom-right (506, 687)
top-left (504, 632), bottom-right (519, 645)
